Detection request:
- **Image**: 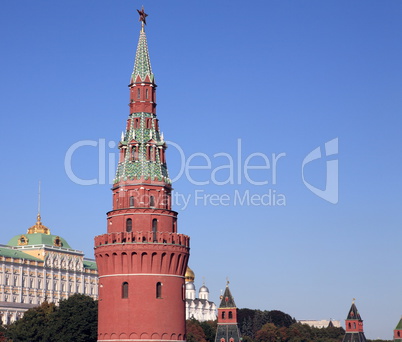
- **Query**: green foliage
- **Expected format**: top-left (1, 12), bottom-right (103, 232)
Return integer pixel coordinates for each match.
top-left (186, 319), bottom-right (217, 342)
top-left (186, 318), bottom-right (207, 342)
top-left (239, 308), bottom-right (296, 339)
top-left (238, 309), bottom-right (344, 342)
top-left (200, 320), bottom-right (217, 342)
top-left (5, 301), bottom-right (57, 342)
top-left (46, 294), bottom-right (98, 342)
top-left (253, 322), bottom-right (345, 342)
top-left (5, 295), bottom-right (97, 342)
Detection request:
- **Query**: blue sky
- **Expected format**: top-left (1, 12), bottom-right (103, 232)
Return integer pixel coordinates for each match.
top-left (1, 0), bottom-right (402, 338)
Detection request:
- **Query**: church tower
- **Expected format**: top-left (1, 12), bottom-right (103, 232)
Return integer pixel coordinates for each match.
top-left (394, 317), bottom-right (402, 342)
top-left (341, 300), bottom-right (367, 342)
top-left (214, 282), bottom-right (241, 342)
top-left (94, 8), bottom-right (190, 342)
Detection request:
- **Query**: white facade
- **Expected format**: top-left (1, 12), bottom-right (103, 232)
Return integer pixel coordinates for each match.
top-left (298, 319), bottom-right (341, 328)
top-left (0, 241), bottom-right (98, 324)
top-left (185, 280), bottom-right (217, 321)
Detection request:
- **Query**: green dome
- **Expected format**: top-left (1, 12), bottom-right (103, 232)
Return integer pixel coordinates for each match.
top-left (8, 233), bottom-right (72, 249)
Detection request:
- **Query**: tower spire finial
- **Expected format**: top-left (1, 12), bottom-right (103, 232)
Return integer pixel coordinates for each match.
top-left (137, 6), bottom-right (148, 32)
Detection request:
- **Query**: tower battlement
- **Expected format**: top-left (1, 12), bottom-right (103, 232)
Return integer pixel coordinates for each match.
top-left (94, 231), bottom-right (189, 248)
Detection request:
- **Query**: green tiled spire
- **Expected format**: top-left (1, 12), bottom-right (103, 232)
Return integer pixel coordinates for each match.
top-left (131, 28), bottom-right (154, 83)
top-left (114, 112), bottom-right (170, 184)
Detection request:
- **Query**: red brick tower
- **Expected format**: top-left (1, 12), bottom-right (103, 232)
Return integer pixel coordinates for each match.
top-left (94, 9), bottom-right (190, 342)
top-left (341, 300), bottom-right (367, 342)
top-left (214, 282), bottom-right (242, 342)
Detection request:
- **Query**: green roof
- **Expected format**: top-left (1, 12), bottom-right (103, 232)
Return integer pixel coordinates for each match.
top-left (131, 28), bottom-right (154, 83)
top-left (83, 260), bottom-right (97, 270)
top-left (7, 233), bottom-right (72, 249)
top-left (395, 318), bottom-right (402, 330)
top-left (0, 247), bottom-right (42, 261)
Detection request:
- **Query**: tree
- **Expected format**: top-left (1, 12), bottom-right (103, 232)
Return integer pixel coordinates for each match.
top-left (186, 318), bottom-right (207, 342)
top-left (256, 323), bottom-right (280, 342)
top-left (200, 320), bottom-right (217, 342)
top-left (5, 301), bottom-right (56, 342)
top-left (5, 295), bottom-right (97, 342)
top-left (267, 311), bottom-right (295, 328)
top-left (46, 294), bottom-right (98, 342)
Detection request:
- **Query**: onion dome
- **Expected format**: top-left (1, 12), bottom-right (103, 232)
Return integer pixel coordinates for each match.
top-left (186, 282), bottom-right (196, 291)
top-left (199, 285), bottom-right (209, 293)
top-left (185, 266), bottom-right (195, 282)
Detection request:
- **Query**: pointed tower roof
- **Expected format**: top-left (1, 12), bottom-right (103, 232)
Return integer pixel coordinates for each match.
top-left (130, 26), bottom-right (154, 84)
top-left (114, 20), bottom-right (170, 184)
top-left (342, 300), bottom-right (366, 342)
top-left (346, 302), bottom-right (362, 320)
top-left (396, 317), bottom-right (402, 330)
top-left (219, 283), bottom-right (237, 308)
top-left (394, 317), bottom-right (402, 342)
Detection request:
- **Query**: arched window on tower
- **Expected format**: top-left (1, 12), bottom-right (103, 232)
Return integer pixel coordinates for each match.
top-left (152, 219), bottom-right (157, 242)
top-left (137, 88), bottom-right (141, 99)
top-left (150, 196), bottom-right (155, 207)
top-left (122, 282), bottom-right (129, 298)
top-left (156, 282), bottom-right (162, 298)
top-left (229, 311), bottom-right (233, 319)
top-left (134, 118), bottom-right (140, 128)
top-left (146, 88), bottom-right (149, 99)
top-left (129, 196), bottom-right (134, 208)
top-left (222, 311), bottom-right (226, 319)
top-left (126, 218), bottom-right (132, 233)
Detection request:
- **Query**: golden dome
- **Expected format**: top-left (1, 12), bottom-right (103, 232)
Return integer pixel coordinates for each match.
top-left (27, 214), bottom-right (51, 235)
top-left (185, 266), bottom-right (195, 282)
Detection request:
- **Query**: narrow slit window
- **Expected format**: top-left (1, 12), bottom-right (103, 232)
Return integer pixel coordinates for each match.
top-left (152, 219), bottom-right (157, 242)
top-left (129, 196), bottom-right (134, 207)
top-left (156, 282), bottom-right (162, 298)
top-left (137, 88), bottom-right (141, 99)
top-left (126, 218), bottom-right (132, 233)
top-left (146, 88), bottom-right (149, 99)
top-left (122, 282), bottom-right (129, 298)
top-left (150, 196), bottom-right (155, 207)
